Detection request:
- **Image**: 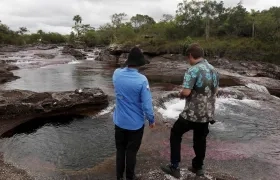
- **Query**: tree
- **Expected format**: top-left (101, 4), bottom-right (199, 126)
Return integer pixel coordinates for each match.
top-left (69, 31), bottom-right (75, 44)
top-left (96, 23), bottom-right (115, 44)
top-left (72, 15), bottom-right (94, 39)
top-left (37, 29), bottom-right (44, 35)
top-left (248, 9), bottom-right (259, 38)
top-left (18, 27), bottom-right (28, 35)
top-left (83, 30), bottom-right (97, 47)
top-left (161, 14), bottom-right (174, 22)
top-left (73, 15), bottom-right (82, 25)
top-left (130, 14), bottom-right (155, 29)
top-left (111, 13), bottom-right (127, 28)
top-left (115, 23), bottom-right (136, 43)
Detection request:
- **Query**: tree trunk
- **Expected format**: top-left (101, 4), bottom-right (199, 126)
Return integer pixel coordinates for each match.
top-left (252, 22), bottom-right (255, 38)
top-left (205, 17), bottom-right (210, 41)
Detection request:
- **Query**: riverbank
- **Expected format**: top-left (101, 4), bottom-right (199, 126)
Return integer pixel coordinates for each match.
top-left (113, 37), bottom-right (280, 64)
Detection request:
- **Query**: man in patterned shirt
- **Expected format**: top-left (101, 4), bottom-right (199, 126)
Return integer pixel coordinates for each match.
top-left (161, 43), bottom-right (219, 178)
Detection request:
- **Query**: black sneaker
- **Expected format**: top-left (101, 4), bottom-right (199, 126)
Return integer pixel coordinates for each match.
top-left (160, 164), bottom-right (181, 179)
top-left (126, 175), bottom-right (141, 180)
top-left (188, 166), bottom-right (205, 176)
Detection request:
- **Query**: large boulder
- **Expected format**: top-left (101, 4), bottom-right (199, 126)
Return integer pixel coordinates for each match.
top-left (108, 43), bottom-right (130, 55)
top-left (62, 46), bottom-right (86, 60)
top-left (0, 88), bottom-right (109, 135)
top-left (0, 61), bottom-right (19, 84)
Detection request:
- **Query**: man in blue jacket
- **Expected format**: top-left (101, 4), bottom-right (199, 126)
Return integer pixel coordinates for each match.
top-left (113, 47), bottom-right (155, 180)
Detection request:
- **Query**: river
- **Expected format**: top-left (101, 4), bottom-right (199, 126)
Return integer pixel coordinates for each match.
top-left (0, 47), bottom-right (279, 180)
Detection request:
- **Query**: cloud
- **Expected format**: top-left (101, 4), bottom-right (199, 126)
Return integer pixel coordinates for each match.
top-left (0, 0), bottom-right (278, 34)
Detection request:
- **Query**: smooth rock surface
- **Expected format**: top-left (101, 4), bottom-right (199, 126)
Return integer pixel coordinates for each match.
top-left (0, 88), bottom-right (108, 136)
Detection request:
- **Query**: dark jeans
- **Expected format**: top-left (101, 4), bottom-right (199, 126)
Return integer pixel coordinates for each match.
top-left (115, 125), bottom-right (144, 180)
top-left (170, 116), bottom-right (209, 169)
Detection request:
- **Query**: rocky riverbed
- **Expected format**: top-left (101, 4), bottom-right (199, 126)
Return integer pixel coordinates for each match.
top-left (0, 44), bottom-right (279, 180)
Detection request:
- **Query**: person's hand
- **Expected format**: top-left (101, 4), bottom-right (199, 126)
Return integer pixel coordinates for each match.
top-left (149, 122), bottom-right (155, 129)
top-left (178, 91), bottom-right (184, 99)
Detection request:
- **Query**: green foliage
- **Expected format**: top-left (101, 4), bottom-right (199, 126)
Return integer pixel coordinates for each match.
top-left (95, 23), bottom-right (115, 45)
top-left (82, 30), bottom-right (97, 47)
top-left (130, 14), bottom-right (155, 32)
top-left (180, 37), bottom-right (194, 55)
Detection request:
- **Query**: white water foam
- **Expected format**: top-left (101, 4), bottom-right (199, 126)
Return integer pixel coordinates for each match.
top-left (157, 98), bottom-right (185, 120)
top-left (157, 97), bottom-right (261, 120)
top-left (246, 83), bottom-right (270, 94)
top-left (68, 60), bottom-right (81, 64)
top-left (94, 104), bottom-right (115, 117)
top-left (157, 97), bottom-right (261, 132)
top-left (80, 48), bottom-right (100, 61)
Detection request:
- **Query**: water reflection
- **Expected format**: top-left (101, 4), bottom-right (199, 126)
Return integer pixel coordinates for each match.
top-left (0, 114), bottom-right (115, 175)
top-left (0, 61), bottom-right (114, 95)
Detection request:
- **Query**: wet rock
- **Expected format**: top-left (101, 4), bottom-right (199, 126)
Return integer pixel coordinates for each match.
top-left (36, 44), bottom-right (58, 50)
top-left (218, 69), bottom-right (280, 97)
top-left (0, 44), bottom-right (58, 52)
top-left (107, 43), bottom-right (181, 57)
top-left (94, 50), bottom-right (100, 56)
top-left (34, 53), bottom-right (55, 59)
top-left (99, 49), bottom-right (116, 62)
top-left (62, 46), bottom-right (86, 60)
top-left (84, 47), bottom-right (93, 52)
top-left (0, 61), bottom-right (20, 84)
top-left (209, 59), bottom-right (280, 80)
top-left (0, 88), bottom-right (109, 136)
top-left (136, 58), bottom-right (280, 97)
top-left (0, 45), bottom-right (21, 52)
top-left (139, 58), bottom-right (189, 84)
top-left (108, 43), bottom-right (130, 55)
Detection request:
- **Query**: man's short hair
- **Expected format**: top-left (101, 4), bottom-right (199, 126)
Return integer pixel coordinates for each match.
top-left (185, 43), bottom-right (204, 59)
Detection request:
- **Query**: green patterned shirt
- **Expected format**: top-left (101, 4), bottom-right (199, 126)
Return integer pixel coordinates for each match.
top-left (180, 59), bottom-right (219, 123)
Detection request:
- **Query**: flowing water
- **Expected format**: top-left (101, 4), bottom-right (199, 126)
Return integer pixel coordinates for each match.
top-left (0, 48), bottom-right (280, 179)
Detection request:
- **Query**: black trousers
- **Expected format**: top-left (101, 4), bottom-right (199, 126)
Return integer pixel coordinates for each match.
top-left (170, 116), bottom-right (209, 169)
top-left (115, 125), bottom-right (144, 180)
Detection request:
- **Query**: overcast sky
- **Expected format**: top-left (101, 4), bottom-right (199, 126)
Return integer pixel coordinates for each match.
top-left (0, 0), bottom-right (278, 34)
